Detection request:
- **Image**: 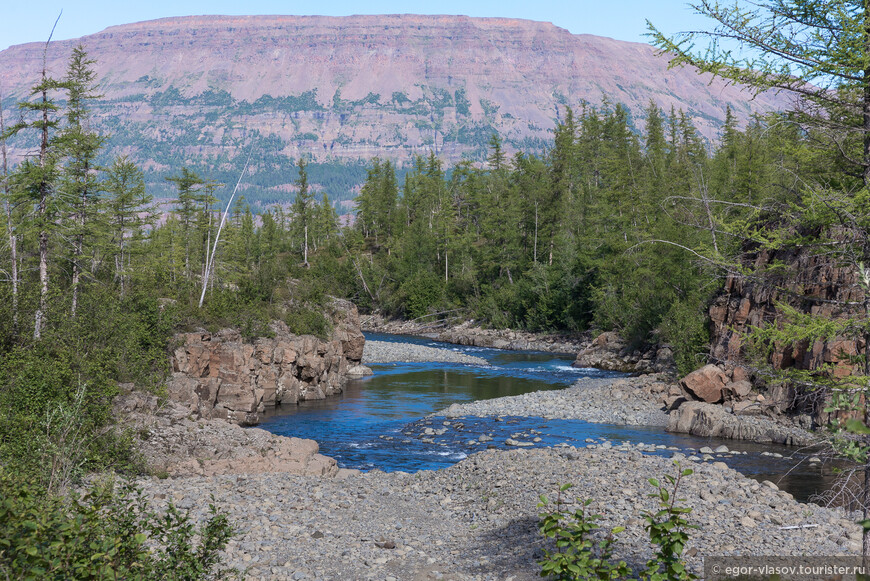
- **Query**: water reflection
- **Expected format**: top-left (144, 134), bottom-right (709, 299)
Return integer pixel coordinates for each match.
top-left (259, 334), bottom-right (851, 504)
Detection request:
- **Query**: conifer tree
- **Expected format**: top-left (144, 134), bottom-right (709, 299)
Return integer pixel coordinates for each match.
top-left (104, 156), bottom-right (150, 297)
top-left (6, 32), bottom-right (65, 339)
top-left (60, 45), bottom-right (104, 317)
top-left (291, 158), bottom-right (314, 267)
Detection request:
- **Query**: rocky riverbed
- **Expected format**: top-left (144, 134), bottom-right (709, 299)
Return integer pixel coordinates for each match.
top-left (137, 445), bottom-right (860, 581)
top-left (362, 340), bottom-right (489, 366)
top-left (439, 374), bottom-right (671, 426)
top-left (129, 336), bottom-right (843, 580)
top-left (363, 315), bottom-right (589, 354)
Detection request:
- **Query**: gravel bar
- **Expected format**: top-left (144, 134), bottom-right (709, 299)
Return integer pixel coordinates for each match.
top-left (438, 376), bottom-right (670, 426)
top-left (362, 340), bottom-right (489, 366)
top-left (137, 446), bottom-right (860, 581)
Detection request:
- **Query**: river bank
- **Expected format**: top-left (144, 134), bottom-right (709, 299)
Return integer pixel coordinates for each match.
top-left (130, 335), bottom-right (844, 580)
top-left (362, 339), bottom-right (489, 365)
top-left (362, 314), bottom-right (590, 354)
top-left (439, 374), bottom-right (671, 426)
top-left (137, 445), bottom-right (860, 581)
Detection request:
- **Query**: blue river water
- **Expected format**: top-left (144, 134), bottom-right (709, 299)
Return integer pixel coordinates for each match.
top-left (259, 333), bottom-right (840, 503)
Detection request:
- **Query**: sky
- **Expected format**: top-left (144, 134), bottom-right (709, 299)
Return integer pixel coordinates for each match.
top-left (0, 1), bottom-right (712, 53)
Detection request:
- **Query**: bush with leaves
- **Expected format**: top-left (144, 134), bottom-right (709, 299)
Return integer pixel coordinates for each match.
top-left (0, 288), bottom-right (172, 491)
top-left (537, 483), bottom-right (630, 580)
top-left (0, 468), bottom-right (238, 580)
top-left (538, 464), bottom-right (697, 581)
top-left (642, 463), bottom-right (698, 581)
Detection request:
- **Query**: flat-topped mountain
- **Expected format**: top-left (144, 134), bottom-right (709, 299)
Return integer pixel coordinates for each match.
top-left (0, 14), bottom-right (788, 204)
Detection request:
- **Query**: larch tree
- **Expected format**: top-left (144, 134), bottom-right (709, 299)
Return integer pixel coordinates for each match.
top-left (291, 158), bottom-right (314, 267)
top-left (104, 156), bottom-right (149, 297)
top-left (650, 0), bottom-right (870, 557)
top-left (59, 45), bottom-right (104, 317)
top-left (6, 27), bottom-right (64, 339)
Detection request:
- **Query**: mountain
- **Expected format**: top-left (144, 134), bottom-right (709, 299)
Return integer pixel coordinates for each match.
top-left (0, 14), bottom-right (790, 206)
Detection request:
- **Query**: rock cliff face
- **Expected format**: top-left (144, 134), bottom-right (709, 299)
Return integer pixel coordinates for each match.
top-left (0, 15), bottom-right (791, 200)
top-left (167, 299), bottom-right (364, 425)
top-left (707, 245), bottom-right (864, 417)
top-left (709, 248), bottom-right (864, 373)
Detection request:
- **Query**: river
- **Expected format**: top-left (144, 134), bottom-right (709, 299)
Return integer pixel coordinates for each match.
top-left (259, 332), bottom-right (844, 504)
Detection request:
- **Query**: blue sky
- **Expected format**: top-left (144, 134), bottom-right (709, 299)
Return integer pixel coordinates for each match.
top-left (1, 1), bottom-right (712, 52)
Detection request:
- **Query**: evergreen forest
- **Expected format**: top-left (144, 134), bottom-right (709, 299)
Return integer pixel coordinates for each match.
top-left (6, 0), bottom-right (870, 572)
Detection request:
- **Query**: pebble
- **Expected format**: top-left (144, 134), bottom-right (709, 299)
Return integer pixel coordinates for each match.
top-left (363, 341), bottom-right (488, 365)
top-left (135, 447), bottom-right (861, 580)
top-left (438, 375), bottom-right (669, 426)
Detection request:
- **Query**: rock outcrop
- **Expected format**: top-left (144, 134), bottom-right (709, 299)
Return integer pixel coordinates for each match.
top-left (710, 247), bottom-right (863, 373)
top-left (168, 299), bottom-right (364, 425)
top-left (572, 331), bottom-right (676, 374)
top-left (0, 15), bottom-right (791, 199)
top-left (113, 390), bottom-right (355, 478)
top-left (708, 244), bottom-right (865, 417)
top-left (667, 401), bottom-right (815, 446)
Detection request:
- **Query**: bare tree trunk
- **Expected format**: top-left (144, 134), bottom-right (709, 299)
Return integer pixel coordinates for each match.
top-left (200, 149), bottom-right (253, 308)
top-left (444, 249), bottom-right (448, 282)
top-left (35, 71), bottom-right (51, 339)
top-left (0, 81), bottom-right (18, 334)
top-left (71, 185), bottom-right (86, 318)
top-left (862, 6), bottom-right (870, 563)
top-left (303, 225), bottom-right (309, 267)
top-left (33, 14), bottom-right (62, 340)
top-left (533, 201), bottom-right (538, 264)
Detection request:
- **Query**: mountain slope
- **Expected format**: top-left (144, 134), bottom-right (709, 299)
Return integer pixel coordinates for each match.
top-left (0, 14), bottom-right (789, 205)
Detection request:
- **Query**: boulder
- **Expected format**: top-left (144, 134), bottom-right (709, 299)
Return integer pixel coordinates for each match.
top-left (724, 380), bottom-right (753, 400)
top-left (680, 364), bottom-right (729, 403)
top-left (667, 401), bottom-right (814, 445)
top-left (346, 364), bottom-right (374, 377)
top-left (572, 332), bottom-right (633, 372)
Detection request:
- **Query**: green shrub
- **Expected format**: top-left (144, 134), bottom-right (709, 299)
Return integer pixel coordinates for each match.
top-left (285, 306), bottom-right (332, 339)
top-left (0, 469), bottom-right (238, 580)
top-left (538, 464), bottom-right (697, 581)
top-left (660, 297), bottom-right (711, 376)
top-left (0, 288), bottom-right (168, 490)
top-left (537, 484), bottom-right (630, 580)
top-left (642, 463), bottom-right (698, 581)
top-left (398, 271), bottom-right (444, 319)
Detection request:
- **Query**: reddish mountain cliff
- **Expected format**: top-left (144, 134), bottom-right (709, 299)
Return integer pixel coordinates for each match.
top-left (0, 15), bottom-right (790, 201)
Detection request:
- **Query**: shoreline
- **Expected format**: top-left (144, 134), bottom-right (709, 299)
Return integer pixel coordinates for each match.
top-left (137, 446), bottom-right (860, 580)
top-left (362, 339), bottom-right (489, 366)
top-left (128, 336), bottom-right (847, 579)
top-left (363, 314), bottom-right (591, 355)
top-left (437, 374), bottom-right (670, 426)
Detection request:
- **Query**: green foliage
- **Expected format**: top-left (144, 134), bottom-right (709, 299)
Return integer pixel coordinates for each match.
top-left (660, 296), bottom-right (712, 376)
top-left (537, 484), bottom-right (630, 581)
top-left (0, 287), bottom-right (172, 490)
top-left (398, 271), bottom-right (445, 320)
top-left (538, 466), bottom-right (698, 581)
top-left (284, 307), bottom-right (332, 339)
top-left (0, 469), bottom-right (238, 580)
top-left (642, 463), bottom-right (698, 581)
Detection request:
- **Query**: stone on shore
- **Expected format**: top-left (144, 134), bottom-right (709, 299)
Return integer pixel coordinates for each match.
top-left (679, 364), bottom-right (729, 403)
top-left (667, 400), bottom-right (814, 446)
top-left (113, 391), bottom-right (341, 478)
top-left (133, 447), bottom-right (860, 580)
